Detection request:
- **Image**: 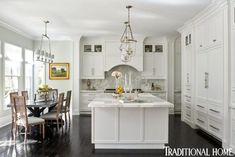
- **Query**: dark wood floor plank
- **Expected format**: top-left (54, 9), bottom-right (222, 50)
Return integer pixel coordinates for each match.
top-left (0, 115), bottom-right (231, 157)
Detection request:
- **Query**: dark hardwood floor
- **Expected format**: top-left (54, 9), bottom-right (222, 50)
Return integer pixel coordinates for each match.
top-left (0, 115), bottom-right (230, 157)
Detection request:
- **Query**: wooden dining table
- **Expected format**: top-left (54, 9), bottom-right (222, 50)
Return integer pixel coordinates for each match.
top-left (7, 99), bottom-right (58, 117)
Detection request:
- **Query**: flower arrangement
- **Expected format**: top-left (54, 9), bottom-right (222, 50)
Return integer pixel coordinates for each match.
top-left (111, 71), bottom-right (122, 79)
top-left (111, 71), bottom-right (124, 95)
top-left (37, 84), bottom-right (52, 93)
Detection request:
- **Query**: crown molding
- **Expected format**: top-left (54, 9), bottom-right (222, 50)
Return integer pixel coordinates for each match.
top-left (0, 19), bottom-right (35, 40)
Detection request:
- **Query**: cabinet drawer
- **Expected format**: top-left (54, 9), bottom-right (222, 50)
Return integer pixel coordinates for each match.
top-left (208, 118), bottom-right (222, 139)
top-left (185, 102), bottom-right (191, 110)
top-left (185, 85), bottom-right (191, 93)
top-left (196, 103), bottom-right (207, 113)
top-left (185, 108), bottom-right (191, 120)
top-left (208, 104), bottom-right (223, 119)
top-left (185, 95), bottom-right (191, 103)
top-left (196, 111), bottom-right (207, 130)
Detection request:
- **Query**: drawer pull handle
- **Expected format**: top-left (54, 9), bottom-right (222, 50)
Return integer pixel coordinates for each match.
top-left (186, 106), bottom-right (191, 109)
top-left (209, 109), bottom-right (220, 113)
top-left (197, 119), bottom-right (204, 123)
top-left (88, 99), bottom-right (93, 101)
top-left (213, 39), bottom-right (217, 42)
top-left (186, 114), bottom-right (191, 117)
top-left (209, 125), bottom-right (220, 131)
top-left (197, 105), bottom-right (205, 108)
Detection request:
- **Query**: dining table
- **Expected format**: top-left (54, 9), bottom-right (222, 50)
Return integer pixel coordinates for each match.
top-left (7, 99), bottom-right (58, 117)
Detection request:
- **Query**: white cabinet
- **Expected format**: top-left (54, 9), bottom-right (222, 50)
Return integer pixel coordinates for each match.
top-left (196, 10), bottom-right (224, 51)
top-left (142, 49), bottom-right (167, 79)
top-left (81, 54), bottom-right (104, 79)
top-left (197, 47), bottom-right (224, 107)
top-left (80, 91), bottom-right (103, 114)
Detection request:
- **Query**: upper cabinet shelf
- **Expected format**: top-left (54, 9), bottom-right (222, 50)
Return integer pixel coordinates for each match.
top-left (195, 10), bottom-right (224, 51)
top-left (84, 44), bottom-right (103, 53)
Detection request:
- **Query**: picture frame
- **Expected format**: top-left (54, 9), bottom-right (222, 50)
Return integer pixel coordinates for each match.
top-left (49, 63), bottom-right (70, 80)
top-left (84, 45), bottom-right (92, 52)
top-left (144, 45), bottom-right (153, 52)
top-left (94, 45), bottom-right (102, 52)
top-left (155, 45), bottom-right (163, 53)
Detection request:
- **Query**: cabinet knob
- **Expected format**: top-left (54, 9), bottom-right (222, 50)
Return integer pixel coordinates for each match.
top-left (200, 45), bottom-right (203, 47)
top-left (213, 39), bottom-right (217, 42)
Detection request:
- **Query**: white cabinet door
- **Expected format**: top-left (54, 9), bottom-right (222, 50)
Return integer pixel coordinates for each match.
top-left (93, 54), bottom-right (104, 77)
top-left (196, 22), bottom-right (206, 51)
top-left (142, 53), bottom-right (153, 77)
top-left (81, 54), bottom-right (104, 79)
top-left (208, 47), bottom-right (223, 105)
top-left (154, 53), bottom-right (166, 79)
top-left (81, 55), bottom-right (94, 78)
top-left (209, 11), bottom-right (223, 47)
top-left (215, 11), bottom-right (223, 45)
top-left (197, 52), bottom-right (208, 101)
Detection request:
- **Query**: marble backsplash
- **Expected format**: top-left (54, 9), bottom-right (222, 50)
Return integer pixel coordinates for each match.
top-left (81, 65), bottom-right (165, 91)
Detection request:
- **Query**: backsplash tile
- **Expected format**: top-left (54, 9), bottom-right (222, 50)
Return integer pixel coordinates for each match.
top-left (81, 65), bottom-right (165, 91)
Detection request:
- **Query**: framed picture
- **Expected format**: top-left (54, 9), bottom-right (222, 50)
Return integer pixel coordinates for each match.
top-left (145, 45), bottom-right (152, 52)
top-left (49, 63), bottom-right (70, 80)
top-left (94, 45), bottom-right (102, 52)
top-left (155, 45), bottom-right (163, 53)
top-left (84, 45), bottom-right (92, 52)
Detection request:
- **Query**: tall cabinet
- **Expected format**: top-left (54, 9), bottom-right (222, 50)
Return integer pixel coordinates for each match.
top-left (229, 0), bottom-right (235, 153)
top-left (180, 27), bottom-right (194, 127)
top-left (179, 0), bottom-right (229, 145)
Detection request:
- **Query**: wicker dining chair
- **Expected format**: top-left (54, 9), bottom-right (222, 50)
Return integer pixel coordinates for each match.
top-left (13, 96), bottom-right (45, 142)
top-left (21, 91), bottom-right (29, 100)
top-left (10, 92), bottom-right (19, 139)
top-left (61, 91), bottom-right (72, 126)
top-left (41, 93), bottom-right (64, 132)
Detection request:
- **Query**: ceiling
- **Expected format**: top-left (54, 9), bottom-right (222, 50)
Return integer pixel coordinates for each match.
top-left (0, 0), bottom-right (211, 39)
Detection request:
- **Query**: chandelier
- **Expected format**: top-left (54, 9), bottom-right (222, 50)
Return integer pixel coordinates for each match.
top-left (35, 21), bottom-right (54, 63)
top-left (120, 5), bottom-right (137, 62)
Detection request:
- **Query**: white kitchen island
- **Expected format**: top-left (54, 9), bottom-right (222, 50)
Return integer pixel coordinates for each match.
top-left (88, 93), bottom-right (173, 149)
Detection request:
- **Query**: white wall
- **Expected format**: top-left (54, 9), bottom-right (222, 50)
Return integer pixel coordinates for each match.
top-left (0, 25), bottom-right (34, 128)
top-left (34, 40), bottom-right (80, 114)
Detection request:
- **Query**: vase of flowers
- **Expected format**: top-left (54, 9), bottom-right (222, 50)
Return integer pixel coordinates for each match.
top-left (111, 71), bottom-right (124, 97)
top-left (37, 84), bottom-right (52, 101)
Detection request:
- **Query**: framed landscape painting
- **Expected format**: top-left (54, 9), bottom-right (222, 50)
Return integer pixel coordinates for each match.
top-left (49, 63), bottom-right (70, 80)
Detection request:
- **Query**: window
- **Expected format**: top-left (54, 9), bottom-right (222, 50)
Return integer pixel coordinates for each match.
top-left (4, 43), bottom-right (22, 110)
top-left (25, 49), bottom-right (34, 100)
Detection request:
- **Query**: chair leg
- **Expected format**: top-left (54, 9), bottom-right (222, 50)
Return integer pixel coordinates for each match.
top-left (13, 124), bottom-right (17, 142)
top-left (42, 124), bottom-right (45, 140)
top-left (68, 111), bottom-right (71, 125)
top-left (24, 126), bottom-right (27, 143)
top-left (56, 119), bottom-right (59, 132)
top-left (65, 112), bottom-right (67, 127)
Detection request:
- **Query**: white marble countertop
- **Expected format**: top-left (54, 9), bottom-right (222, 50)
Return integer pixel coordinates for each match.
top-left (88, 93), bottom-right (173, 108)
top-left (142, 90), bottom-right (166, 93)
